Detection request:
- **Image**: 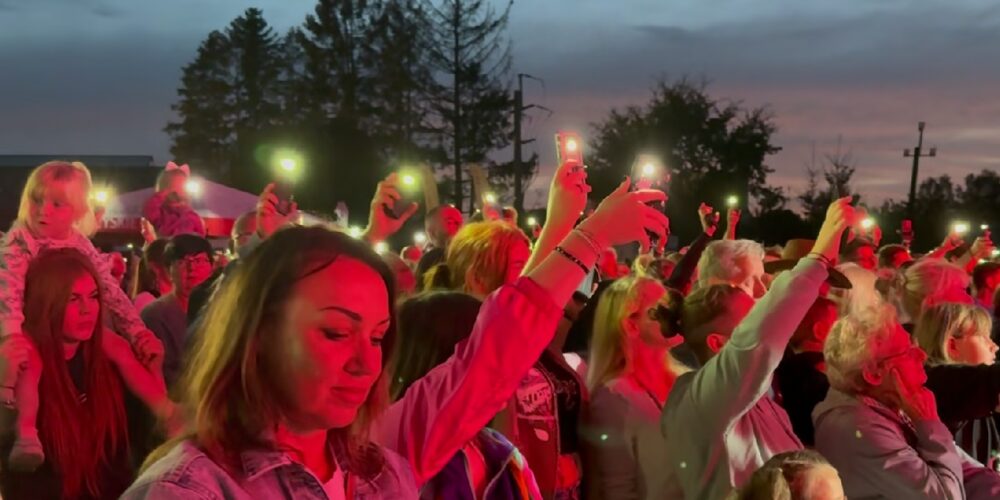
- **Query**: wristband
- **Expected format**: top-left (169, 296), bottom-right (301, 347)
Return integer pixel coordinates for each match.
top-left (808, 252), bottom-right (834, 268)
top-left (555, 246), bottom-right (590, 274)
top-left (573, 228), bottom-right (603, 257)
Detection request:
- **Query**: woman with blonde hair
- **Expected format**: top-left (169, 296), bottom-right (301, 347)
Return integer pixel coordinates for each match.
top-left (916, 302), bottom-right (1000, 468)
top-left (424, 220), bottom-right (531, 297)
top-left (901, 259), bottom-right (972, 324)
top-left (0, 161), bottom-right (163, 471)
top-left (584, 275), bottom-right (688, 499)
top-left (122, 172), bottom-right (669, 498)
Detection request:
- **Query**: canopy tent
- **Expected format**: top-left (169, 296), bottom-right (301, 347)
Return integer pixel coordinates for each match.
top-left (99, 180), bottom-right (258, 238)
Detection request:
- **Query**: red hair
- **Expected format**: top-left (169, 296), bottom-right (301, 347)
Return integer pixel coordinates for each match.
top-left (23, 249), bottom-right (128, 498)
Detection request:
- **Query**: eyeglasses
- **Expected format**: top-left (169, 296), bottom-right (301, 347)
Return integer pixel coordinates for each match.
top-left (180, 255), bottom-right (212, 269)
top-left (879, 345), bottom-right (926, 365)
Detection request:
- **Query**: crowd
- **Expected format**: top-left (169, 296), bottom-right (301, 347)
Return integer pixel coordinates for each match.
top-left (0, 157), bottom-right (998, 500)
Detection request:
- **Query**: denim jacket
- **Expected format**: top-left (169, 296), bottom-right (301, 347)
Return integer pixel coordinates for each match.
top-left (121, 440), bottom-right (419, 499)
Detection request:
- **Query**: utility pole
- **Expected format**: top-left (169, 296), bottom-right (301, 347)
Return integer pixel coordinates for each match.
top-left (903, 122), bottom-right (937, 219)
top-left (512, 73), bottom-right (550, 214)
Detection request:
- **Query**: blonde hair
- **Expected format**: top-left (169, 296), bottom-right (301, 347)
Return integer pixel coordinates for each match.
top-left (18, 161), bottom-right (97, 236)
top-left (903, 259), bottom-right (970, 319)
top-left (915, 302), bottom-right (992, 365)
top-left (824, 306), bottom-right (900, 394)
top-left (586, 275), bottom-right (657, 390)
top-left (425, 221), bottom-right (530, 295)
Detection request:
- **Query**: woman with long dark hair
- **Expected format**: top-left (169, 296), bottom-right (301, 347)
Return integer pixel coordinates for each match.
top-left (123, 172), bottom-right (667, 498)
top-left (0, 249), bottom-right (162, 499)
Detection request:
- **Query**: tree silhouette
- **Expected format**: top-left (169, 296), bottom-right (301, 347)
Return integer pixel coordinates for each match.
top-left (588, 78), bottom-right (781, 241)
top-left (424, 0), bottom-right (514, 212)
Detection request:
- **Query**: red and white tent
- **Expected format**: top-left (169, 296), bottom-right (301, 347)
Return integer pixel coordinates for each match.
top-left (100, 180), bottom-right (258, 238)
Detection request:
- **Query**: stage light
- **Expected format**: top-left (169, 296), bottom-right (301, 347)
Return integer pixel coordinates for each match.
top-left (953, 222), bottom-right (970, 235)
top-left (861, 218), bottom-right (875, 230)
top-left (279, 158), bottom-right (296, 172)
top-left (527, 216), bottom-right (538, 227)
top-left (185, 179), bottom-right (202, 195)
top-left (413, 232), bottom-right (427, 245)
top-left (726, 195), bottom-right (738, 207)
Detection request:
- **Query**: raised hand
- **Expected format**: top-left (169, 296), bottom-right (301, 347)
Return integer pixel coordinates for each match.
top-left (699, 203), bottom-right (719, 237)
top-left (364, 173), bottom-right (419, 243)
top-left (545, 159), bottom-right (591, 231)
top-left (889, 367), bottom-right (939, 422)
top-left (578, 178), bottom-right (669, 253)
top-left (140, 217), bottom-right (157, 245)
top-left (257, 183), bottom-right (300, 240)
top-left (812, 197), bottom-right (856, 264)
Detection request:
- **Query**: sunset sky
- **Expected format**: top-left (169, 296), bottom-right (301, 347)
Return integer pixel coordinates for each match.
top-left (2, 0), bottom-right (998, 209)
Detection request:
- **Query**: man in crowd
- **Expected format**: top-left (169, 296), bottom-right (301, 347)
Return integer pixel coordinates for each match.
top-left (662, 199), bottom-right (852, 499)
top-left (416, 204), bottom-right (464, 287)
top-left (842, 237), bottom-right (877, 271)
top-left (972, 262), bottom-right (1000, 312)
top-left (696, 239), bottom-right (768, 299)
top-left (141, 234), bottom-right (214, 387)
top-left (878, 243), bottom-right (913, 271)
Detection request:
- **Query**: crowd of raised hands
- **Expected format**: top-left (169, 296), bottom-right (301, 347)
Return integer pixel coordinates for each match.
top-left (1, 157), bottom-right (1000, 500)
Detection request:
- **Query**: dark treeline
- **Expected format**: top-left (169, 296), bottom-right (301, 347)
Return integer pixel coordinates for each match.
top-left (167, 2), bottom-right (1000, 250)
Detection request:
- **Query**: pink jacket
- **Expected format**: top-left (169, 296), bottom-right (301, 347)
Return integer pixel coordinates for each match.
top-left (0, 222), bottom-right (148, 340)
top-left (142, 191), bottom-right (205, 238)
top-left (374, 277), bottom-right (562, 487)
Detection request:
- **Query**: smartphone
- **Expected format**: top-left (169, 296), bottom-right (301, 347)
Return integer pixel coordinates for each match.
top-left (555, 131), bottom-right (584, 168)
top-left (631, 154), bottom-right (669, 190)
top-left (631, 154), bottom-right (668, 252)
top-left (273, 179), bottom-right (294, 216)
top-left (384, 171), bottom-right (420, 219)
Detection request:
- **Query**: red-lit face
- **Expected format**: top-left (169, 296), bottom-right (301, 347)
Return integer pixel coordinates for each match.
top-left (169, 253), bottom-right (213, 297)
top-left (889, 250), bottom-right (913, 269)
top-left (273, 258), bottom-right (388, 430)
top-left (949, 330), bottom-right (999, 366)
top-left (440, 207), bottom-right (464, 239)
top-left (853, 246), bottom-right (877, 271)
top-left (62, 273), bottom-right (100, 344)
top-left (875, 324), bottom-right (928, 388)
top-left (389, 257), bottom-right (416, 297)
top-left (30, 181), bottom-right (80, 240)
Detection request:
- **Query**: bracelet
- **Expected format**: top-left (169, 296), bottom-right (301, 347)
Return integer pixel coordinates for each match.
top-left (573, 228), bottom-right (603, 257)
top-left (808, 252), bottom-right (834, 268)
top-left (555, 246), bottom-right (590, 274)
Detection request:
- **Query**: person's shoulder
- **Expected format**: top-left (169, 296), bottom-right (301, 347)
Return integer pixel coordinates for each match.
top-left (122, 441), bottom-right (226, 500)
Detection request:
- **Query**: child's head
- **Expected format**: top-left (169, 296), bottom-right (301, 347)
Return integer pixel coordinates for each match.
top-left (737, 450), bottom-right (843, 500)
top-left (916, 302), bottom-right (997, 366)
top-left (156, 164), bottom-right (191, 205)
top-left (18, 161), bottom-right (96, 238)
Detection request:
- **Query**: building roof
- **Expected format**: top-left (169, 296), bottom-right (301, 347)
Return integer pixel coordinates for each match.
top-left (0, 155), bottom-right (155, 168)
